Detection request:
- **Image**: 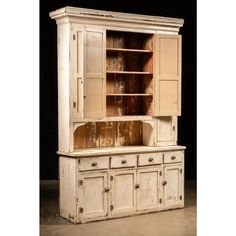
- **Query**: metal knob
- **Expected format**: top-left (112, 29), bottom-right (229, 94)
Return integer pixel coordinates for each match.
top-left (162, 180), bottom-right (167, 186)
top-left (171, 156), bottom-right (176, 160)
top-left (135, 184), bottom-right (140, 189)
top-left (91, 162), bottom-right (97, 167)
top-left (148, 157), bottom-right (154, 162)
top-left (121, 160), bottom-right (127, 164)
top-left (104, 187), bottom-right (110, 192)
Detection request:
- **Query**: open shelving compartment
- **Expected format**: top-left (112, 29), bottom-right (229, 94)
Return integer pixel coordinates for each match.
top-left (106, 30), bottom-right (154, 117)
top-left (73, 120), bottom-right (155, 150)
top-left (73, 31), bottom-right (156, 151)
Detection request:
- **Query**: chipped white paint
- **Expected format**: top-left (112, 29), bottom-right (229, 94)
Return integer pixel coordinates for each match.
top-left (51, 6), bottom-right (186, 224)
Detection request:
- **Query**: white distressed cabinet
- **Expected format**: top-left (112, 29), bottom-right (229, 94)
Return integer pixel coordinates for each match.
top-left (50, 6), bottom-right (185, 224)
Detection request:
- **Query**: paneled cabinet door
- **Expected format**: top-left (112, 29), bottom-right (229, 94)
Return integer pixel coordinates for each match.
top-left (72, 27), bottom-right (106, 119)
top-left (163, 164), bottom-right (184, 208)
top-left (78, 172), bottom-right (108, 222)
top-left (137, 167), bottom-right (163, 211)
top-left (156, 116), bottom-right (177, 146)
top-left (154, 35), bottom-right (182, 116)
top-left (110, 170), bottom-right (136, 217)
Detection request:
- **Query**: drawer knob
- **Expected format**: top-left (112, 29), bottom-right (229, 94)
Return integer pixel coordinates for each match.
top-left (135, 184), bottom-right (140, 189)
top-left (121, 160), bottom-right (127, 164)
top-left (91, 162), bottom-right (97, 167)
top-left (162, 180), bottom-right (167, 186)
top-left (171, 156), bottom-right (176, 160)
top-left (104, 187), bottom-right (110, 192)
top-left (148, 157), bottom-right (154, 162)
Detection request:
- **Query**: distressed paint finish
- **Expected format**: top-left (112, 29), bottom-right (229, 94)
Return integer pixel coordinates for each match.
top-left (50, 6), bottom-right (185, 224)
top-left (74, 121), bottom-right (142, 149)
top-left (78, 172), bottom-right (109, 222)
top-left (111, 170), bottom-right (137, 216)
top-left (137, 167), bottom-right (162, 211)
top-left (59, 156), bottom-right (77, 223)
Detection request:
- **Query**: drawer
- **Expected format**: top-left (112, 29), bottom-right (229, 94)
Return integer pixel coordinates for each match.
top-left (164, 151), bottom-right (183, 164)
top-left (79, 157), bottom-right (109, 171)
top-left (110, 155), bottom-right (137, 168)
top-left (138, 153), bottom-right (163, 166)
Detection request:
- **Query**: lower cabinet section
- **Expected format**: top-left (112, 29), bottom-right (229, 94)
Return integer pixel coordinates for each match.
top-left (59, 148), bottom-right (185, 223)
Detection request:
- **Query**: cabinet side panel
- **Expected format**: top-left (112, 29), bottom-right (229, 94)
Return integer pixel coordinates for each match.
top-left (57, 24), bottom-right (71, 152)
top-left (59, 156), bottom-right (77, 222)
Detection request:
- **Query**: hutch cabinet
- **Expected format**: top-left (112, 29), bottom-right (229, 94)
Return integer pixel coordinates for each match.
top-left (50, 6), bottom-right (185, 224)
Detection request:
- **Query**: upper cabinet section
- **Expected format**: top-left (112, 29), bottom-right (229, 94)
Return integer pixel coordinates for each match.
top-left (50, 7), bottom-right (184, 120)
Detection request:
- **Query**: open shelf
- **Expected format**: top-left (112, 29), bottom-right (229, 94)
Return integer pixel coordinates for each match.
top-left (106, 93), bottom-right (152, 96)
top-left (107, 48), bottom-right (153, 53)
top-left (107, 71), bottom-right (152, 75)
top-left (106, 30), bottom-right (154, 117)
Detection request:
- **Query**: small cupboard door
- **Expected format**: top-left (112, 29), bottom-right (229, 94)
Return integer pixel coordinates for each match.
top-left (72, 27), bottom-right (106, 120)
top-left (163, 164), bottom-right (184, 207)
top-left (137, 167), bottom-right (163, 211)
top-left (110, 170), bottom-right (136, 216)
top-left (78, 172), bottom-right (108, 222)
top-left (156, 116), bottom-right (177, 146)
top-left (154, 35), bottom-right (182, 116)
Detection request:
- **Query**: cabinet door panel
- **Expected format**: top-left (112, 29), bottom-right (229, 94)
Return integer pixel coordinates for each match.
top-left (163, 164), bottom-right (183, 207)
top-left (111, 170), bottom-right (136, 216)
top-left (156, 116), bottom-right (177, 146)
top-left (78, 172), bottom-right (108, 221)
top-left (154, 35), bottom-right (181, 116)
top-left (72, 27), bottom-right (106, 119)
top-left (137, 167), bottom-right (162, 211)
top-left (84, 28), bottom-right (106, 119)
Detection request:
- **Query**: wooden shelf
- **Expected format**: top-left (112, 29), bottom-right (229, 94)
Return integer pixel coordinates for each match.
top-left (107, 71), bottom-right (152, 75)
top-left (73, 115), bottom-right (153, 124)
top-left (107, 48), bottom-right (153, 53)
top-left (106, 93), bottom-right (153, 96)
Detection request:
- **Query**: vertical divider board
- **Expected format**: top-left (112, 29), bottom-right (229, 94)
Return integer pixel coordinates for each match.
top-left (72, 25), bottom-right (83, 120)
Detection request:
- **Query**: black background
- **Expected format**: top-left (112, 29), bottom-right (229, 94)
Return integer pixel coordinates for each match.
top-left (40, 0), bottom-right (196, 180)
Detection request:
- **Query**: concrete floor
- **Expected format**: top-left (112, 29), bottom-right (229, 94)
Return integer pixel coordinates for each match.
top-left (40, 180), bottom-right (196, 236)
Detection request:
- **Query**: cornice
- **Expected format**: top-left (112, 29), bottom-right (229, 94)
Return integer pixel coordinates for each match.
top-left (49, 6), bottom-right (184, 29)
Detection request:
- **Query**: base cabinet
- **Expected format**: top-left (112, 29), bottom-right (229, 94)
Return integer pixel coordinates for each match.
top-left (59, 149), bottom-right (185, 223)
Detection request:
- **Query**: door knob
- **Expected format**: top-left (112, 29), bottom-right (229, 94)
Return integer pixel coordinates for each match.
top-left (162, 180), bottom-right (167, 186)
top-left (104, 187), bottom-right (110, 192)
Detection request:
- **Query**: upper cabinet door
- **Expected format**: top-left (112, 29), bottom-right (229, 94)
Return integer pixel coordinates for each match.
top-left (72, 27), bottom-right (106, 120)
top-left (84, 28), bottom-right (106, 119)
top-left (154, 35), bottom-right (182, 116)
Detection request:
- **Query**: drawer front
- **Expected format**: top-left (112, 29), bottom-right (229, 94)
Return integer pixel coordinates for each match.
top-left (138, 153), bottom-right (163, 166)
top-left (164, 151), bottom-right (183, 164)
top-left (111, 155), bottom-right (137, 168)
top-left (79, 157), bottom-right (109, 171)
